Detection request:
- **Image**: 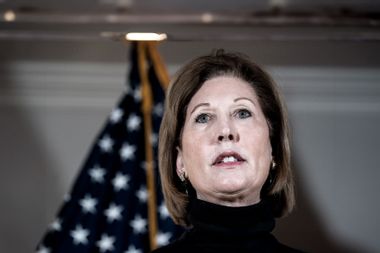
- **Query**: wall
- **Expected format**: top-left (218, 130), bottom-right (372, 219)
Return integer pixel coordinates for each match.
top-left (0, 37), bottom-right (379, 253)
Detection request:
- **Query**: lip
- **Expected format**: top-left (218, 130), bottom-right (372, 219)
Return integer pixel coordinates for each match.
top-left (212, 151), bottom-right (246, 167)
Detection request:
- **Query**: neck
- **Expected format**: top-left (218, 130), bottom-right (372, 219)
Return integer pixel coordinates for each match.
top-left (188, 198), bottom-right (275, 237)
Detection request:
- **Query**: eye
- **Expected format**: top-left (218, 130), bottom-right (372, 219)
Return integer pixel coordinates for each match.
top-left (195, 113), bottom-right (211, 123)
top-left (235, 109), bottom-right (252, 119)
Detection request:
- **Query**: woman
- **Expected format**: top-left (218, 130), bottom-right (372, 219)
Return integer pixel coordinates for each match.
top-left (153, 50), bottom-right (302, 252)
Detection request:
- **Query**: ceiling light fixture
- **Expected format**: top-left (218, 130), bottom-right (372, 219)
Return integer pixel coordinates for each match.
top-left (125, 33), bottom-right (167, 41)
top-left (3, 10), bottom-right (16, 22)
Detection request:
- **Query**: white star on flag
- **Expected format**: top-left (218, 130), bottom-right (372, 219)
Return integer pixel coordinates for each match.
top-left (36, 244), bottom-right (51, 253)
top-left (127, 114), bottom-right (141, 132)
top-left (120, 143), bottom-right (136, 161)
top-left (63, 194), bottom-right (71, 202)
top-left (130, 215), bottom-right (147, 234)
top-left (110, 108), bottom-right (123, 123)
top-left (88, 166), bottom-right (106, 183)
top-left (97, 234), bottom-right (115, 253)
top-left (112, 172), bottom-right (130, 191)
top-left (98, 135), bottom-right (114, 152)
top-left (79, 195), bottom-right (97, 214)
top-left (153, 102), bottom-right (164, 117)
top-left (156, 231), bottom-right (172, 247)
top-left (70, 225), bottom-right (90, 245)
top-left (49, 218), bottom-right (62, 231)
top-left (136, 186), bottom-right (148, 203)
top-left (124, 245), bottom-right (142, 253)
top-left (150, 132), bottom-right (158, 147)
top-left (104, 203), bottom-right (123, 223)
top-left (158, 202), bottom-right (170, 219)
top-left (133, 87), bottom-right (141, 102)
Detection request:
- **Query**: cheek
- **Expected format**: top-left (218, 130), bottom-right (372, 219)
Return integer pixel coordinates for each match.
top-left (181, 131), bottom-right (204, 165)
top-left (242, 126), bottom-right (272, 159)
top-left (181, 132), bottom-right (212, 184)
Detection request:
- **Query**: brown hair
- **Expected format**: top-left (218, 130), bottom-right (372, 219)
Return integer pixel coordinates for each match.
top-left (158, 49), bottom-right (295, 227)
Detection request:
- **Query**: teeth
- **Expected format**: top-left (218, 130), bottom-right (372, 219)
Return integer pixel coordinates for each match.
top-left (221, 156), bottom-right (237, 163)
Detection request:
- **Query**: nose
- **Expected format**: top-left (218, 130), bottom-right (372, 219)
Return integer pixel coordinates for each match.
top-left (217, 121), bottom-right (239, 143)
top-left (218, 133), bottom-right (234, 142)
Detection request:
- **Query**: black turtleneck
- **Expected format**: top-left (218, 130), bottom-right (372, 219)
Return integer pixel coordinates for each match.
top-left (152, 198), bottom-right (303, 253)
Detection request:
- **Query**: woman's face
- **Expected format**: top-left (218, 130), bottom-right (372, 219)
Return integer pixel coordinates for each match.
top-left (176, 76), bottom-right (272, 206)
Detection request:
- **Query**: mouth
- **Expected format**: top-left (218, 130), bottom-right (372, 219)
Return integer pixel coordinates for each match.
top-left (212, 151), bottom-right (246, 166)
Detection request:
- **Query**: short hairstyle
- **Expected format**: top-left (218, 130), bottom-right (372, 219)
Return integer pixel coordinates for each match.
top-left (158, 49), bottom-right (295, 227)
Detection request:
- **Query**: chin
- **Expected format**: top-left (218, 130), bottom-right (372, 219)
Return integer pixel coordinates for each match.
top-left (218, 175), bottom-right (247, 187)
top-left (215, 182), bottom-right (249, 194)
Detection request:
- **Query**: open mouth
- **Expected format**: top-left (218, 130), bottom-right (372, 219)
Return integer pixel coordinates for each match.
top-left (212, 152), bottom-right (245, 165)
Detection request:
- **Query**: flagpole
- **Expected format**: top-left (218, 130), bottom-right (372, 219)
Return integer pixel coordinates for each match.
top-left (137, 41), bottom-right (159, 250)
top-left (147, 42), bottom-right (170, 90)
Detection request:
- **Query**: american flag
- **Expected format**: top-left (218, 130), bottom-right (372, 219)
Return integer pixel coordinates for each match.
top-left (36, 42), bottom-right (183, 253)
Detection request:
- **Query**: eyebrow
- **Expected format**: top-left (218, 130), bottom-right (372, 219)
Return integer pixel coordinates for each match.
top-left (234, 97), bottom-right (256, 106)
top-left (190, 97), bottom-right (255, 115)
top-left (190, 103), bottom-right (210, 115)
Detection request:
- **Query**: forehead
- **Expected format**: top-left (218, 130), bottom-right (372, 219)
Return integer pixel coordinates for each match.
top-left (189, 75), bottom-right (258, 104)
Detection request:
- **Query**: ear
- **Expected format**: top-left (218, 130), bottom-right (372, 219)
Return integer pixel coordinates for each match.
top-left (176, 147), bottom-right (186, 178)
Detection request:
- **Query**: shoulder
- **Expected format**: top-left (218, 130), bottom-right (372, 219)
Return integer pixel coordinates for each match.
top-left (277, 243), bottom-right (307, 253)
top-left (152, 241), bottom-right (306, 253)
top-left (151, 229), bottom-right (194, 253)
top-left (153, 243), bottom-right (306, 253)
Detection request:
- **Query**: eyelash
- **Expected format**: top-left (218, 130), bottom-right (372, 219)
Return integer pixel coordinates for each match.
top-left (195, 113), bottom-right (212, 124)
top-left (194, 109), bottom-right (252, 124)
top-left (234, 109), bottom-right (252, 119)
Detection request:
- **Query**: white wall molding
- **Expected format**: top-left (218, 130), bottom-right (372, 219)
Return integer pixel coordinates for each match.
top-left (0, 61), bottom-right (127, 108)
top-left (1, 61), bottom-right (379, 111)
top-left (270, 67), bottom-right (380, 112)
